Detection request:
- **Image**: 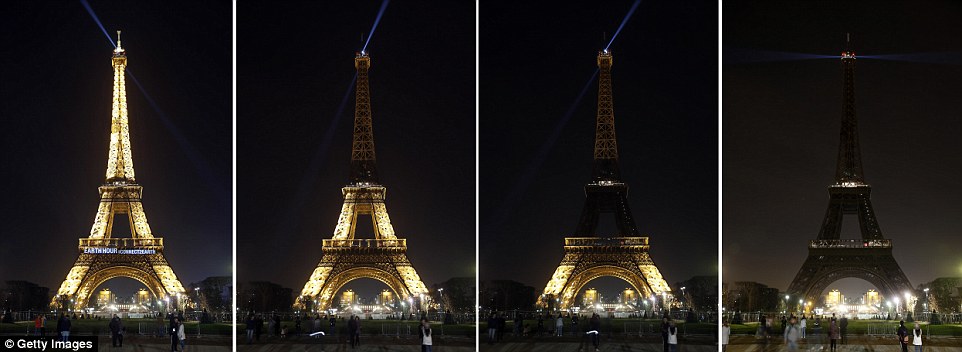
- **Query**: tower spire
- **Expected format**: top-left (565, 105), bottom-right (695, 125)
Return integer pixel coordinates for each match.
top-left (350, 51), bottom-right (379, 184)
top-left (105, 29), bottom-right (135, 182)
top-left (592, 49), bottom-right (621, 182)
top-left (836, 37), bottom-right (863, 185)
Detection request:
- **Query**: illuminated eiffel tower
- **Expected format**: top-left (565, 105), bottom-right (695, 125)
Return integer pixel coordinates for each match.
top-left (787, 37), bottom-right (912, 304)
top-left (50, 32), bottom-right (187, 310)
top-left (294, 52), bottom-right (430, 312)
top-left (537, 50), bottom-right (671, 310)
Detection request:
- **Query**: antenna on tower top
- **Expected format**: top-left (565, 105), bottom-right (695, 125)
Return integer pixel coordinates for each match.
top-left (115, 30), bottom-right (123, 52)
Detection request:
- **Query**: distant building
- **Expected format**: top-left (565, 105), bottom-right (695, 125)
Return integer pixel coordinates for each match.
top-left (863, 289), bottom-right (881, 306)
top-left (340, 289), bottom-right (357, 308)
top-left (97, 288), bottom-right (115, 307)
top-left (826, 289), bottom-right (844, 307)
top-left (583, 288), bottom-right (598, 306)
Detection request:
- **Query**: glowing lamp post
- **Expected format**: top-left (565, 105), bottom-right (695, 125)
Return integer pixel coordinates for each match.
top-left (680, 287), bottom-right (686, 309)
top-left (923, 288), bottom-right (929, 313)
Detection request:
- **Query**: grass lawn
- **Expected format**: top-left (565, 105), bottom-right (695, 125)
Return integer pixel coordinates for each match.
top-left (728, 319), bottom-right (962, 336)
top-left (0, 318), bottom-right (233, 336)
top-left (478, 318), bottom-right (718, 336)
top-left (235, 318), bottom-right (477, 338)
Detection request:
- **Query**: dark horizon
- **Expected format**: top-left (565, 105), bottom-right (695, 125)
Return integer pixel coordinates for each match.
top-left (0, 0), bottom-right (232, 297)
top-left (480, 0), bottom-right (719, 298)
top-left (723, 0), bottom-right (962, 296)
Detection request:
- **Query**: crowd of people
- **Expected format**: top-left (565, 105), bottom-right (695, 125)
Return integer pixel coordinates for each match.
top-left (719, 313), bottom-right (929, 352)
top-left (485, 311), bottom-right (647, 351)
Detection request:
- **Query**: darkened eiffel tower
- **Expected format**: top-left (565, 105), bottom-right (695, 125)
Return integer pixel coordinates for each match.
top-left (537, 50), bottom-right (671, 310)
top-left (787, 36), bottom-right (912, 304)
top-left (293, 51), bottom-right (430, 312)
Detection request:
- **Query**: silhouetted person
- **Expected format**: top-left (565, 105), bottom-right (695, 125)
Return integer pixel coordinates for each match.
top-left (169, 317), bottom-right (180, 351)
top-left (245, 315), bottom-right (254, 344)
top-left (897, 320), bottom-right (909, 352)
top-left (109, 314), bottom-right (123, 347)
top-left (661, 317), bottom-right (670, 352)
top-left (839, 316), bottom-right (848, 344)
top-left (589, 313), bottom-right (601, 351)
top-left (57, 314), bottom-right (71, 342)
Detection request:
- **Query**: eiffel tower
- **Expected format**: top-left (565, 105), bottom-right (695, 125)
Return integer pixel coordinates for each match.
top-left (294, 52), bottom-right (430, 312)
top-left (537, 50), bottom-right (671, 310)
top-left (51, 32), bottom-right (187, 310)
top-left (787, 38), bottom-right (912, 304)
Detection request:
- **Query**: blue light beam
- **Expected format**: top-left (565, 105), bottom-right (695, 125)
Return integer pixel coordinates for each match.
top-left (860, 51), bottom-right (962, 65)
top-left (486, 69), bottom-right (600, 231)
top-left (362, 0), bottom-right (391, 53)
top-left (605, 0), bottom-right (642, 51)
top-left (724, 47), bottom-right (836, 64)
top-left (80, 0), bottom-right (114, 47)
top-left (276, 74), bottom-right (358, 235)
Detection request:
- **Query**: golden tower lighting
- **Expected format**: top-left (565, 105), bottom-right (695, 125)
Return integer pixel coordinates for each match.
top-left (293, 51), bottom-right (430, 312)
top-left (50, 31), bottom-right (187, 309)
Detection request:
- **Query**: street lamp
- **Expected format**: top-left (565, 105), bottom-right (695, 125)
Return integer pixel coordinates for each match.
top-left (923, 288), bottom-right (930, 313)
top-left (680, 287), bottom-right (686, 309)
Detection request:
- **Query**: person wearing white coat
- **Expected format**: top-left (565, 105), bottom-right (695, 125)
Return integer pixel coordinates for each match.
top-left (799, 315), bottom-right (807, 339)
top-left (721, 321), bottom-right (731, 351)
top-left (176, 320), bottom-right (186, 351)
top-left (912, 323), bottom-right (922, 352)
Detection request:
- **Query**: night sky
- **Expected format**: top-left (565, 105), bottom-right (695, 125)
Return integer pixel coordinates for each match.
top-left (723, 0), bottom-right (962, 295)
top-left (479, 0), bottom-right (718, 298)
top-left (0, 1), bottom-right (232, 298)
top-left (236, 1), bottom-right (476, 298)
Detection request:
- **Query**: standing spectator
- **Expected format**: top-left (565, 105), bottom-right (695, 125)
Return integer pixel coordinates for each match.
top-left (912, 322), bottom-right (922, 352)
top-left (514, 315), bottom-right (523, 338)
top-left (419, 318), bottom-right (433, 352)
top-left (245, 315), bottom-right (255, 344)
top-left (274, 315), bottom-right (281, 337)
top-left (176, 318), bottom-right (186, 352)
top-left (57, 314), bottom-right (71, 342)
top-left (556, 314), bottom-right (564, 336)
top-left (158, 314), bottom-right (167, 338)
top-left (897, 320), bottom-right (909, 352)
top-left (722, 320), bottom-right (731, 352)
top-left (295, 315), bottom-right (302, 334)
top-left (329, 314), bottom-right (336, 336)
top-left (661, 317), bottom-right (670, 352)
top-left (487, 313), bottom-right (497, 344)
top-left (497, 313), bottom-right (506, 341)
top-left (828, 319), bottom-right (839, 352)
top-left (667, 320), bottom-right (678, 352)
top-left (109, 314), bottom-right (123, 347)
top-left (34, 314), bottom-right (45, 337)
top-left (169, 317), bottom-right (180, 352)
top-left (348, 315), bottom-right (358, 348)
top-left (799, 315), bottom-right (807, 339)
top-left (537, 314), bottom-right (544, 336)
top-left (254, 315), bottom-right (263, 341)
top-left (784, 316), bottom-right (801, 352)
top-left (268, 314), bottom-right (275, 338)
top-left (314, 314), bottom-right (321, 334)
top-left (839, 316), bottom-right (849, 344)
top-left (353, 316), bottom-right (362, 347)
top-left (781, 315), bottom-right (787, 334)
top-left (572, 314), bottom-right (579, 334)
top-left (589, 313), bottom-right (601, 352)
